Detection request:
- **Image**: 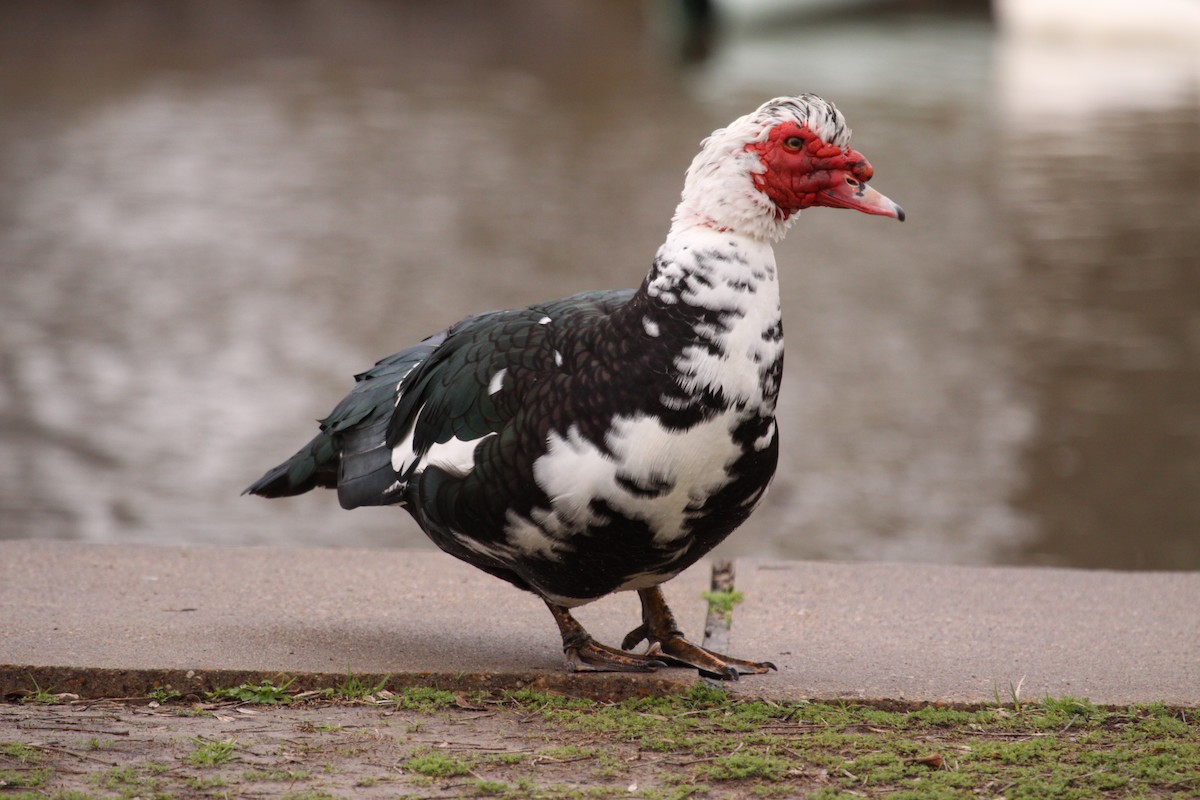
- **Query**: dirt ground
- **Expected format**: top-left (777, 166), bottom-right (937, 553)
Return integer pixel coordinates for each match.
top-left (5, 689), bottom-right (1198, 799)
top-left (0, 696), bottom-right (771, 799)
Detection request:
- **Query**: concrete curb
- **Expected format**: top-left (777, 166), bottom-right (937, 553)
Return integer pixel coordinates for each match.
top-left (2, 541), bottom-right (1197, 706)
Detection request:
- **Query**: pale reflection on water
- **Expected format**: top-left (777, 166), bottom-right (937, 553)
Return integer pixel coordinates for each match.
top-left (1, 2), bottom-right (1197, 569)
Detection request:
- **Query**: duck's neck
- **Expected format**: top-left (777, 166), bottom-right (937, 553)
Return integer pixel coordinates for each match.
top-left (636, 224), bottom-right (784, 417)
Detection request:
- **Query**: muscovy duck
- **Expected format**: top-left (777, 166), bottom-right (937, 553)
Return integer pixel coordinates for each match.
top-left (246, 95), bottom-right (903, 679)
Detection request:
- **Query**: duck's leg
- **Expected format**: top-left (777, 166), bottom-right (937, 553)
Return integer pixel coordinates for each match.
top-left (626, 587), bottom-right (777, 681)
top-left (545, 601), bottom-right (668, 673)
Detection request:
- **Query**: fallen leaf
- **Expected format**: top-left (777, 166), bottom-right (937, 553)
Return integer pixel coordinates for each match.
top-left (910, 753), bottom-right (944, 769)
top-left (454, 693), bottom-right (484, 711)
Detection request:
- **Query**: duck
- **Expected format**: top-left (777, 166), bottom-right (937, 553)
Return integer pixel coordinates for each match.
top-left (245, 94), bottom-right (904, 679)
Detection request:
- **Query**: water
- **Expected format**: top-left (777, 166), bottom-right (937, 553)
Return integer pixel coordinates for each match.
top-left (1, 1), bottom-right (1198, 570)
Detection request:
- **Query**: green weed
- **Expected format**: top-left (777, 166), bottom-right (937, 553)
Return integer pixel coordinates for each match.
top-left (148, 686), bottom-right (182, 703)
top-left (207, 677), bottom-right (296, 704)
top-left (330, 671), bottom-right (390, 700)
top-left (701, 589), bottom-right (744, 621)
top-left (185, 737), bottom-right (239, 767)
top-left (19, 679), bottom-right (65, 705)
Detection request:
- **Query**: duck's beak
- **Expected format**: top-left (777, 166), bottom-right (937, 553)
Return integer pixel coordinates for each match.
top-left (818, 172), bottom-right (905, 221)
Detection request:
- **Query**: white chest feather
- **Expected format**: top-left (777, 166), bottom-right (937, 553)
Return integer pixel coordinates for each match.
top-left (529, 410), bottom-right (749, 545)
top-left (648, 228), bottom-right (784, 415)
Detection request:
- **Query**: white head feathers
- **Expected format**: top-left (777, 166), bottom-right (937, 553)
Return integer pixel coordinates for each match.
top-left (670, 95), bottom-right (852, 242)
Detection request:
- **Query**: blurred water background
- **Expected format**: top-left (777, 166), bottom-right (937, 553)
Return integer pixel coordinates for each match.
top-left (1, 0), bottom-right (1198, 570)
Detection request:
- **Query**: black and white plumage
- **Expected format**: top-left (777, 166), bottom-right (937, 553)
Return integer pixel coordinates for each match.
top-left (246, 95), bottom-right (903, 678)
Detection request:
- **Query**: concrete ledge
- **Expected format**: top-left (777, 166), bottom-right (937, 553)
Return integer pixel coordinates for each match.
top-left (0, 541), bottom-right (705, 701)
top-left (2, 541), bottom-right (1197, 706)
top-left (729, 559), bottom-right (1200, 707)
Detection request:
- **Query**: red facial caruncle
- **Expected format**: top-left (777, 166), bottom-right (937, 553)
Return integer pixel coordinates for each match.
top-left (746, 121), bottom-right (904, 222)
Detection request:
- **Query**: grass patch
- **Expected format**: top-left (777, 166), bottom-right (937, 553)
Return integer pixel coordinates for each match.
top-left (393, 686), bottom-right (458, 713)
top-left (90, 764), bottom-right (163, 795)
top-left (403, 750), bottom-right (472, 777)
top-left (0, 767), bottom-right (51, 789)
top-left (279, 791), bottom-right (342, 800)
top-left (242, 768), bottom-right (311, 782)
top-left (702, 750), bottom-right (790, 781)
top-left (184, 773), bottom-right (228, 790)
top-left (0, 742), bottom-right (44, 763)
top-left (5, 684), bottom-right (1196, 799)
top-left (185, 737), bottom-right (239, 767)
top-left (494, 689), bottom-right (1199, 797)
top-left (473, 778), bottom-right (513, 794)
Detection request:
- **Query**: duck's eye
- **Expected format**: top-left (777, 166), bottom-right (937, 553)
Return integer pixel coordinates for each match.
top-left (783, 136), bottom-right (804, 152)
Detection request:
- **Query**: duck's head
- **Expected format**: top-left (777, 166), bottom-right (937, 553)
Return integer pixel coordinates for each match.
top-left (673, 94), bottom-right (904, 242)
